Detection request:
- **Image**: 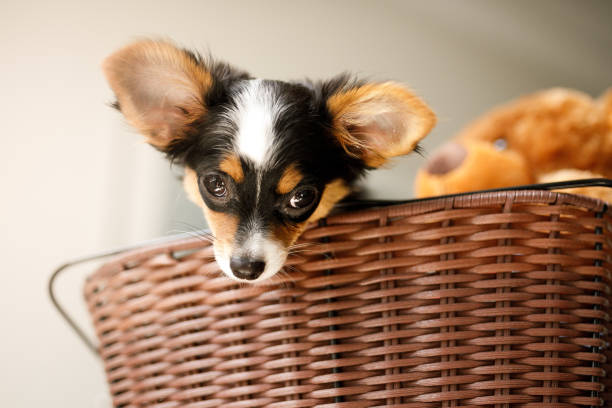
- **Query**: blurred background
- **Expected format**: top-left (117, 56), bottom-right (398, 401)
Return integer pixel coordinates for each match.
top-left (1, 0), bottom-right (611, 406)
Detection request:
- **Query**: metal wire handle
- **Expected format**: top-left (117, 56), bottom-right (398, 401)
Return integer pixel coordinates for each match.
top-left (49, 178), bottom-right (612, 355)
top-left (48, 233), bottom-right (201, 355)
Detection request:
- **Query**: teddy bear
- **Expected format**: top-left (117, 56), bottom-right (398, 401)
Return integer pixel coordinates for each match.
top-left (415, 87), bottom-right (612, 203)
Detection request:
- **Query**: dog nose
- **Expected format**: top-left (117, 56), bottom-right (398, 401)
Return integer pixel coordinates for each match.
top-left (229, 256), bottom-right (266, 280)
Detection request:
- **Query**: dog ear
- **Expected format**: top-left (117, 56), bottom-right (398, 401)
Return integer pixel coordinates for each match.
top-left (103, 39), bottom-right (247, 150)
top-left (325, 79), bottom-right (436, 167)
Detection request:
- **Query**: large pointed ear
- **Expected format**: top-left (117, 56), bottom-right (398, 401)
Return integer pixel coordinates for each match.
top-left (326, 81), bottom-right (436, 167)
top-left (102, 39), bottom-right (247, 150)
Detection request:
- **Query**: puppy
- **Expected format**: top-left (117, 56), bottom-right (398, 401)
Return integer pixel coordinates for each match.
top-left (103, 39), bottom-right (436, 283)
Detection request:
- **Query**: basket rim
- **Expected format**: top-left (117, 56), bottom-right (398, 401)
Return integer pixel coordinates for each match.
top-left (94, 188), bottom-right (610, 277)
top-left (335, 177), bottom-right (611, 211)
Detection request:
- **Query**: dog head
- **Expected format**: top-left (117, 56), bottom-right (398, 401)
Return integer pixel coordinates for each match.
top-left (103, 39), bottom-right (436, 282)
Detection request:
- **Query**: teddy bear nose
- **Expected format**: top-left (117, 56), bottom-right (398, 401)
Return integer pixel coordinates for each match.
top-left (230, 256), bottom-right (266, 280)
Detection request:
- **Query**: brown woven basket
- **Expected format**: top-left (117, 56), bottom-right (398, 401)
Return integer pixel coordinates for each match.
top-left (83, 189), bottom-right (612, 408)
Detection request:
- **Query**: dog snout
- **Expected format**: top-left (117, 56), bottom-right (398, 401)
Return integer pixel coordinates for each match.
top-left (229, 256), bottom-right (266, 280)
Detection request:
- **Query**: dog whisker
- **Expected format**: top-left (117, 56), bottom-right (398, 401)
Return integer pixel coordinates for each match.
top-left (273, 273), bottom-right (294, 289)
top-left (173, 230), bottom-right (216, 245)
top-left (287, 242), bottom-right (318, 255)
top-left (168, 223), bottom-right (217, 245)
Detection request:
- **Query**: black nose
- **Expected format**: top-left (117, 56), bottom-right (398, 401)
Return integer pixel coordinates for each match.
top-left (229, 256), bottom-right (266, 280)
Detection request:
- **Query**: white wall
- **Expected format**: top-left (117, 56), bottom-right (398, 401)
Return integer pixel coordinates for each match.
top-left (1, 1), bottom-right (610, 406)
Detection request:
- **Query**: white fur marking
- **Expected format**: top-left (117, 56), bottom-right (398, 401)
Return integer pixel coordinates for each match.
top-left (214, 230), bottom-right (288, 283)
top-left (240, 232), bottom-right (287, 282)
top-left (233, 80), bottom-right (281, 167)
top-left (213, 245), bottom-right (233, 279)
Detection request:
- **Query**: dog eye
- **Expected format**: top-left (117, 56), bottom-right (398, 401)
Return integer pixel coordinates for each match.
top-left (203, 174), bottom-right (227, 198)
top-left (288, 187), bottom-right (317, 209)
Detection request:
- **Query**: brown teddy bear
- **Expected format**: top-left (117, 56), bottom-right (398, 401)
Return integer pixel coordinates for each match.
top-left (415, 87), bottom-right (612, 202)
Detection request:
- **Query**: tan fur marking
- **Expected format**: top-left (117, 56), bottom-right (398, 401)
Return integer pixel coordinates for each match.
top-left (219, 155), bottom-right (244, 183)
top-left (276, 164), bottom-right (303, 194)
top-left (273, 223), bottom-right (306, 248)
top-left (327, 82), bottom-right (436, 167)
top-left (183, 168), bottom-right (238, 251)
top-left (272, 179), bottom-right (350, 247)
top-left (203, 206), bottom-right (239, 247)
top-left (183, 167), bottom-right (205, 207)
top-left (308, 179), bottom-right (351, 223)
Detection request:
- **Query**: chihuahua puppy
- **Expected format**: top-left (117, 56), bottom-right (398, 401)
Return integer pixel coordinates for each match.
top-left (103, 39), bottom-right (435, 283)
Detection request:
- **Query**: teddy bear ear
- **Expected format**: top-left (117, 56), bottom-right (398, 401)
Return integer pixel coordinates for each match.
top-left (325, 81), bottom-right (436, 167)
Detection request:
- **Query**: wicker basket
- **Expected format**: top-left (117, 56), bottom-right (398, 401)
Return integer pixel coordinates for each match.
top-left (82, 188), bottom-right (612, 407)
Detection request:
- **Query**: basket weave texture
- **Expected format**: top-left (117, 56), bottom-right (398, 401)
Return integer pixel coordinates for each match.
top-left (85, 190), bottom-right (612, 407)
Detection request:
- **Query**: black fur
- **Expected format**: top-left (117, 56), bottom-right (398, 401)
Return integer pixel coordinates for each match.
top-left (104, 40), bottom-right (431, 280)
top-left (108, 46), bottom-right (399, 249)
top-left (179, 76), bottom-right (370, 236)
